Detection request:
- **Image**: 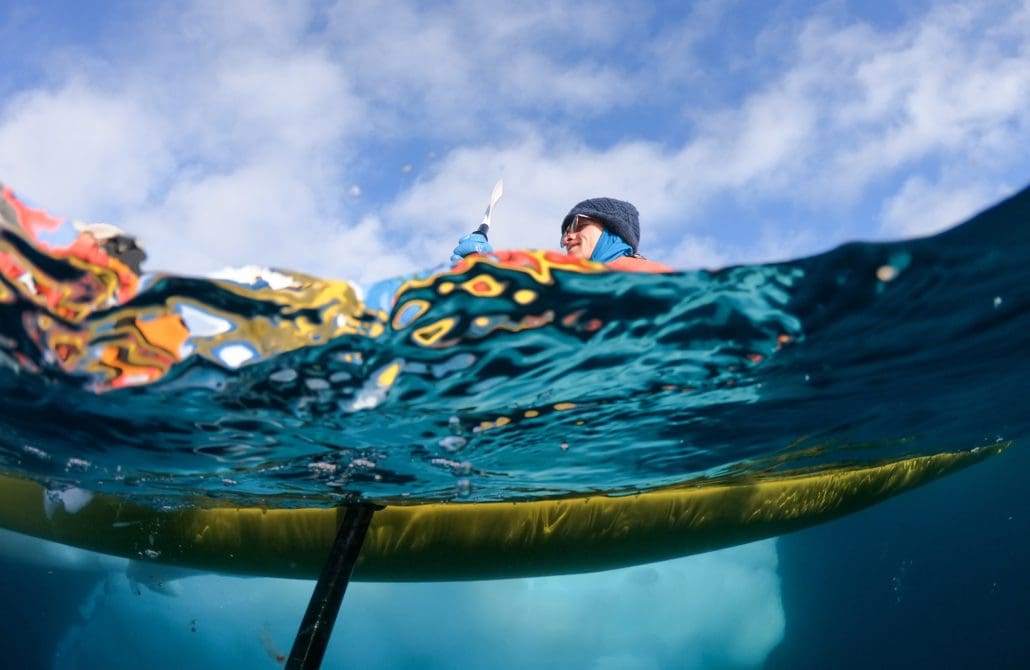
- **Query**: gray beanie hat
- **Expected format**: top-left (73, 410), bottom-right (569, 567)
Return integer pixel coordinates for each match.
top-left (561, 197), bottom-right (640, 253)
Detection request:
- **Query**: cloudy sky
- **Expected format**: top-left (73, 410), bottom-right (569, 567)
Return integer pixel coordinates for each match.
top-left (2, 0), bottom-right (1028, 285)
top-left (2, 2), bottom-right (1029, 667)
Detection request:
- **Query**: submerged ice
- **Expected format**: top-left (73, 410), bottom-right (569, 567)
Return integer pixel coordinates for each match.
top-left (1, 530), bottom-right (783, 670)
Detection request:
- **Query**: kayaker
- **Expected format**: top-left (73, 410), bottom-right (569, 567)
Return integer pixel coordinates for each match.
top-left (71, 222), bottom-right (147, 275)
top-left (451, 196), bottom-right (672, 273)
top-left (558, 197), bottom-right (672, 273)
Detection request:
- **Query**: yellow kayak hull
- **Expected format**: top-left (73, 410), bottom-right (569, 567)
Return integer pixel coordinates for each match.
top-left (0, 446), bottom-right (1000, 581)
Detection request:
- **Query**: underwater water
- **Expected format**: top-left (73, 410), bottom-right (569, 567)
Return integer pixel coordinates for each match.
top-left (1, 183), bottom-right (1028, 668)
top-left (1, 185), bottom-right (1028, 505)
top-left (767, 441), bottom-right (1030, 669)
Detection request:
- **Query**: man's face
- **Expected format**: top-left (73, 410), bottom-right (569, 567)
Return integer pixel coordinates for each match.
top-left (561, 215), bottom-right (605, 260)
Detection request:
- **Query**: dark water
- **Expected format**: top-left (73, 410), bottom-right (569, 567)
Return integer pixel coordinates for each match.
top-left (766, 432), bottom-right (1030, 669)
top-left (1, 185), bottom-right (1028, 508)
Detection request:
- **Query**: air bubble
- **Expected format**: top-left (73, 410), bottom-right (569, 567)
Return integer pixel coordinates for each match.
top-left (66, 458), bottom-right (91, 471)
top-left (305, 378), bottom-right (330, 391)
top-left (308, 462), bottom-right (337, 476)
top-left (269, 369), bottom-right (298, 383)
top-left (439, 436), bottom-right (467, 452)
top-left (22, 445), bottom-right (50, 461)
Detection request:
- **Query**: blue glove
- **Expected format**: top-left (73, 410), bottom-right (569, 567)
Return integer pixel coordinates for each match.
top-left (450, 232), bottom-right (493, 263)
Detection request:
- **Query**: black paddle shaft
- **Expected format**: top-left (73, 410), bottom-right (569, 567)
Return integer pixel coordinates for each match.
top-left (286, 504), bottom-right (379, 670)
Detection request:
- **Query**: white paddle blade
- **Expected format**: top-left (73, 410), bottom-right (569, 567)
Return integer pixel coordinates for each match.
top-left (482, 179), bottom-right (504, 227)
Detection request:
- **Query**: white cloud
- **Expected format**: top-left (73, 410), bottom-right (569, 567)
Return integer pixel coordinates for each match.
top-left (194, 51), bottom-right (357, 158)
top-left (0, 81), bottom-right (171, 218)
top-left (667, 234), bottom-right (731, 270)
top-left (0, 0), bottom-right (377, 280)
top-left (880, 174), bottom-right (1008, 237)
top-left (685, 1), bottom-right (1030, 244)
top-left (644, 1), bottom-right (728, 90)
top-left (174, 0), bottom-right (315, 52)
top-left (674, 84), bottom-right (818, 199)
top-left (323, 0), bottom-right (638, 137)
top-left (382, 135), bottom-right (692, 267)
top-left (799, 4), bottom-right (1030, 202)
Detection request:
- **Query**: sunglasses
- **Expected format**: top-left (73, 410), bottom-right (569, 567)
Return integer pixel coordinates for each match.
top-left (561, 215), bottom-right (604, 247)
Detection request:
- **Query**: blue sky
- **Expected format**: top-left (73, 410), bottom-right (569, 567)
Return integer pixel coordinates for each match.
top-left (2, 0), bottom-right (1028, 284)
top-left (1, 1), bottom-right (1029, 667)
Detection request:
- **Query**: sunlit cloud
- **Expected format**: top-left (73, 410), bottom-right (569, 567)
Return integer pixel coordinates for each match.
top-left (324, 0), bottom-right (638, 136)
top-left (880, 174), bottom-right (1010, 238)
top-left (0, 81), bottom-right (171, 217)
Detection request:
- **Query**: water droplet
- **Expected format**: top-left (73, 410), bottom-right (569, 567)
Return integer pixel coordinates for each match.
top-left (993, 296), bottom-right (1003, 308)
top-left (447, 416), bottom-right (465, 436)
top-left (876, 265), bottom-right (898, 282)
top-left (455, 478), bottom-right (472, 497)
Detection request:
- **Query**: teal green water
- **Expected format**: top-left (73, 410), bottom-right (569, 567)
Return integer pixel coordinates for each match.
top-left (1, 186), bottom-right (1028, 507)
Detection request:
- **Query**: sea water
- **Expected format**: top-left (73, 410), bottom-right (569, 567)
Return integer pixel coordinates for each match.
top-left (1, 184), bottom-right (1028, 668)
